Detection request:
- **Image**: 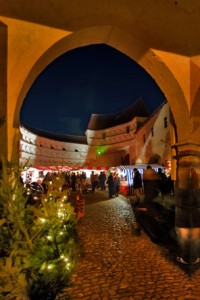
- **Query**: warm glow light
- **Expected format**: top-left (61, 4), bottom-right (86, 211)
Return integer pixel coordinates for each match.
top-left (47, 264), bottom-right (54, 270)
top-left (58, 211), bottom-right (65, 218)
top-left (64, 258), bottom-right (69, 262)
top-left (136, 159), bottom-right (142, 164)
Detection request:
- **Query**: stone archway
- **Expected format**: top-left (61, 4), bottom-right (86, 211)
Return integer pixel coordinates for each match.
top-left (1, 1), bottom-right (200, 265)
top-left (14, 25), bottom-right (189, 130)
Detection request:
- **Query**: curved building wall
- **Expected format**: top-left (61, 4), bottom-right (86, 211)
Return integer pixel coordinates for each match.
top-left (19, 102), bottom-right (171, 168)
top-left (19, 126), bottom-right (89, 167)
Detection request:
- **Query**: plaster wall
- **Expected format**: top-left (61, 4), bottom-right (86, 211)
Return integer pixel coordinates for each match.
top-left (133, 102), bottom-right (171, 165)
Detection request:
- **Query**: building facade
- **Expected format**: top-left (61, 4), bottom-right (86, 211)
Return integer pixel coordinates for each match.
top-left (132, 100), bottom-right (172, 167)
top-left (19, 100), bottom-right (172, 171)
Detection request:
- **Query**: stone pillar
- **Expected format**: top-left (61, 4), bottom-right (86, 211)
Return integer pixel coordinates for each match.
top-left (175, 144), bottom-right (200, 264)
top-left (0, 22), bottom-right (7, 161)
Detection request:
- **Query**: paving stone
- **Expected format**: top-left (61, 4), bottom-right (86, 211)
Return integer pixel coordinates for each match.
top-left (56, 191), bottom-right (200, 300)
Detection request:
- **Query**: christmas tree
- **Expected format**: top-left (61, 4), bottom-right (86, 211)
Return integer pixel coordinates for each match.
top-left (0, 157), bottom-right (78, 299)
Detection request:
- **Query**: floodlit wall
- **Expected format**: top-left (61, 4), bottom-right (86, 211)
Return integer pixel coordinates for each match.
top-left (19, 102), bottom-right (171, 168)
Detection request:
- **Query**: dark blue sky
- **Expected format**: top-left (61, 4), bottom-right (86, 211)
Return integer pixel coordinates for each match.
top-left (20, 44), bottom-right (165, 136)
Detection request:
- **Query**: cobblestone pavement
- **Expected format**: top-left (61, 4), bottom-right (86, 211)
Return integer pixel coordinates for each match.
top-left (57, 191), bottom-right (200, 300)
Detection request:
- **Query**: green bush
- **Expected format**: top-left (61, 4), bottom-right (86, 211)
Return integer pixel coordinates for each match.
top-left (0, 158), bottom-right (78, 299)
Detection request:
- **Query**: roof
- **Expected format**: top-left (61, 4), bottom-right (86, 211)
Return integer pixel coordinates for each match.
top-left (87, 97), bottom-right (150, 131)
top-left (135, 99), bottom-right (168, 132)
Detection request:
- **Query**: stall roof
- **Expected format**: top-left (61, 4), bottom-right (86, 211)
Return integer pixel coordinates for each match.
top-left (32, 164), bottom-right (162, 172)
top-left (33, 165), bottom-right (112, 172)
top-left (117, 164), bottom-right (163, 170)
top-left (34, 166), bottom-right (74, 172)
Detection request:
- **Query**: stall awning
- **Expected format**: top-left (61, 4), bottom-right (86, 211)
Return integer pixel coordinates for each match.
top-left (34, 166), bottom-right (74, 172)
top-left (34, 165), bottom-right (112, 172)
top-left (116, 164), bottom-right (163, 185)
top-left (79, 166), bottom-right (111, 171)
top-left (117, 164), bottom-right (162, 171)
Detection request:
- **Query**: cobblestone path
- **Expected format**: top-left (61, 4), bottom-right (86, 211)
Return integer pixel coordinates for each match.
top-left (57, 191), bottom-right (200, 300)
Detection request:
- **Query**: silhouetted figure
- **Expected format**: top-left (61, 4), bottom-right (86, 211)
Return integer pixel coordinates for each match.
top-left (157, 167), bottom-right (168, 198)
top-left (107, 173), bottom-right (114, 198)
top-left (113, 173), bottom-right (120, 197)
top-left (71, 172), bottom-right (77, 192)
top-left (98, 171), bottom-right (106, 191)
top-left (143, 165), bottom-right (160, 202)
top-left (133, 168), bottom-right (142, 205)
top-left (132, 166), bottom-right (161, 239)
top-left (175, 168), bottom-right (200, 264)
top-left (90, 171), bottom-right (98, 194)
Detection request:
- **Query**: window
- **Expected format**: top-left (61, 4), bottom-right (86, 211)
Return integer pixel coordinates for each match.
top-left (151, 127), bottom-right (154, 137)
top-left (164, 117), bottom-right (168, 128)
top-left (143, 134), bottom-right (146, 143)
top-left (126, 126), bottom-right (130, 133)
top-left (103, 133), bottom-right (106, 139)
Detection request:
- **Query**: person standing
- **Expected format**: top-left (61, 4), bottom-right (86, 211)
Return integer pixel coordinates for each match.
top-left (90, 171), bottom-right (98, 194)
top-left (133, 168), bottom-right (142, 205)
top-left (98, 171), bottom-right (106, 191)
top-left (132, 166), bottom-right (160, 237)
top-left (70, 172), bottom-right (77, 192)
top-left (107, 172), bottom-right (114, 198)
top-left (142, 165), bottom-right (160, 203)
top-left (113, 173), bottom-right (120, 197)
top-left (157, 167), bottom-right (167, 198)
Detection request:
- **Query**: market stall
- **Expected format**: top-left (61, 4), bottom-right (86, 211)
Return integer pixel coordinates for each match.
top-left (116, 164), bottom-right (163, 196)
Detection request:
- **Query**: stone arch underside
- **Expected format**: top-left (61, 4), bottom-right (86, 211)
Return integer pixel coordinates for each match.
top-left (13, 26), bottom-right (190, 146)
top-left (191, 87), bottom-right (200, 117)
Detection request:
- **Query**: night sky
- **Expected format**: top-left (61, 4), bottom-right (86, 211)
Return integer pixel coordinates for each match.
top-left (20, 44), bottom-right (165, 136)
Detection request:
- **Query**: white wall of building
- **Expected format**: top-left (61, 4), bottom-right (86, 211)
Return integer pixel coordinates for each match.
top-left (132, 102), bottom-right (171, 167)
top-left (19, 101), bottom-right (172, 169)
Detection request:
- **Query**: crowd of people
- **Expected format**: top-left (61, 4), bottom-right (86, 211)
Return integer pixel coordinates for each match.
top-left (131, 165), bottom-right (175, 237)
top-left (26, 170), bottom-right (121, 198)
top-left (23, 165), bottom-right (174, 202)
top-left (23, 165), bottom-right (200, 265)
top-left (132, 166), bottom-right (174, 206)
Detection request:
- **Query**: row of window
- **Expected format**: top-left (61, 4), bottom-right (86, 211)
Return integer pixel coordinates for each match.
top-left (102, 117), bottom-right (168, 140)
top-left (143, 116), bottom-right (168, 143)
top-left (102, 125), bottom-right (131, 139)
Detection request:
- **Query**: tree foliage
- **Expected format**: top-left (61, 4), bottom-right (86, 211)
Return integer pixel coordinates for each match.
top-left (0, 158), bottom-right (78, 299)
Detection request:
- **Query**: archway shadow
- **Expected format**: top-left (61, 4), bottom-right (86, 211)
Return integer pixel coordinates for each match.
top-left (128, 198), bottom-right (200, 276)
